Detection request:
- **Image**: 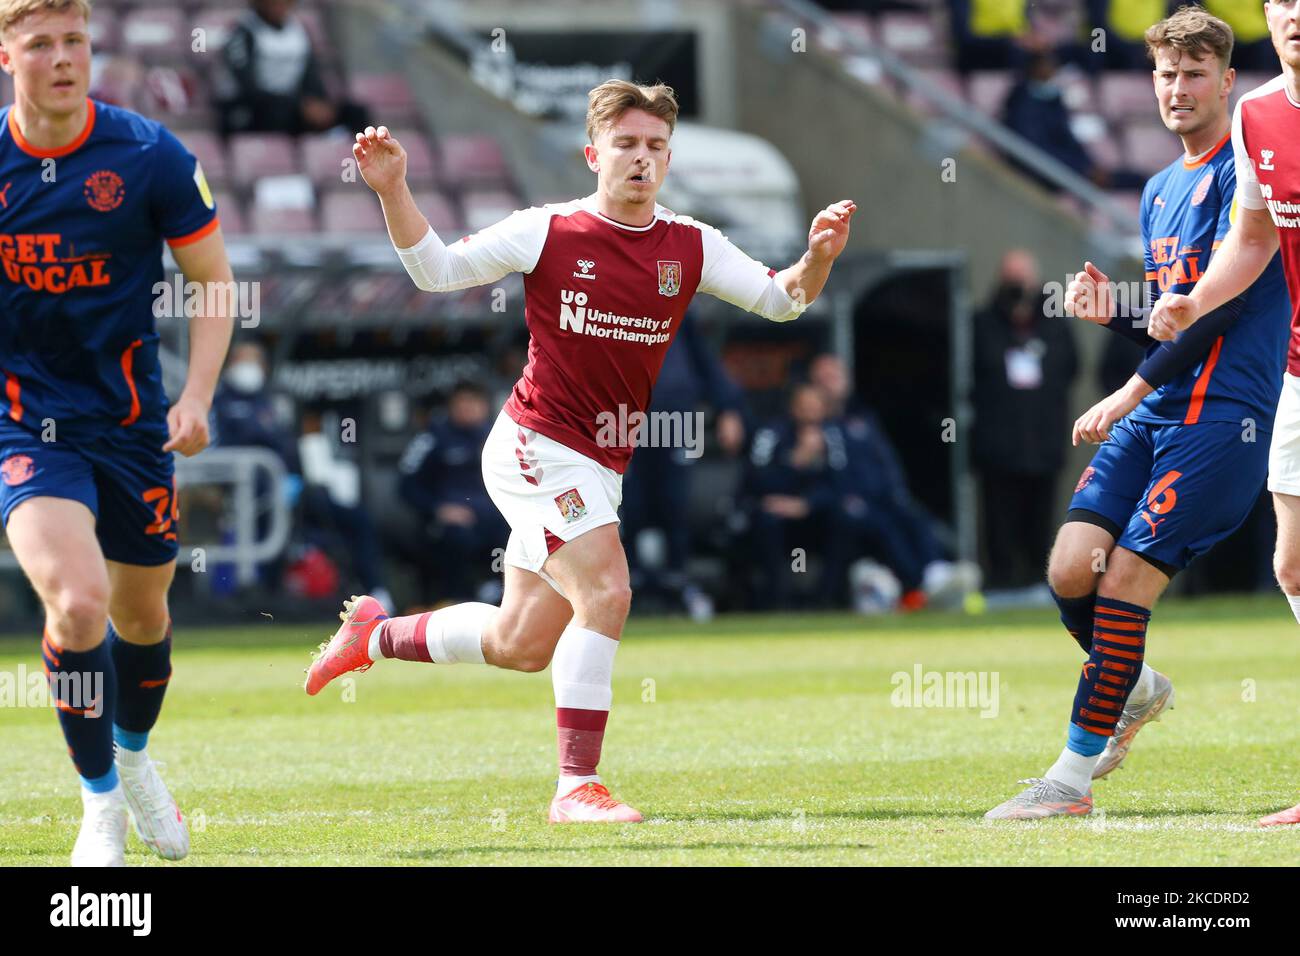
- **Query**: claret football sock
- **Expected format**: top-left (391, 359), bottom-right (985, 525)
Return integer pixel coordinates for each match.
top-left (42, 632), bottom-right (118, 791)
top-left (552, 625), bottom-right (619, 793)
top-left (372, 603), bottom-right (494, 664)
top-left (1050, 587), bottom-right (1097, 654)
top-left (108, 622), bottom-right (172, 752)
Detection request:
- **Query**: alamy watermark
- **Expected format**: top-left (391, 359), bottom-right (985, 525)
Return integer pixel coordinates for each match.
top-left (595, 404), bottom-right (705, 459)
top-left (152, 274), bottom-right (261, 328)
top-left (890, 664), bottom-right (1000, 718)
top-left (1, 665), bottom-right (104, 717)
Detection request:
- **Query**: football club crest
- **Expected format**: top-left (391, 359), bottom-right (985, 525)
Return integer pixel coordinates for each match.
top-left (1074, 466), bottom-right (1095, 494)
top-left (657, 260), bottom-right (681, 297)
top-left (84, 170), bottom-right (124, 212)
top-left (1191, 171), bottom-right (1214, 207)
top-left (554, 488), bottom-right (588, 523)
top-left (1, 454), bottom-right (34, 486)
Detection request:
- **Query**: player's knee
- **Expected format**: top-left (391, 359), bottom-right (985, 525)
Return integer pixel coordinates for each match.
top-left (1274, 552), bottom-right (1300, 596)
top-left (593, 577), bottom-right (633, 617)
top-left (48, 583), bottom-right (110, 637)
top-left (109, 602), bottom-right (170, 642)
top-left (1046, 548), bottom-right (1095, 597)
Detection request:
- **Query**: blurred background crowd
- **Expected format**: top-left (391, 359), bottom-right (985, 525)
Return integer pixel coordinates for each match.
top-left (0, 0), bottom-right (1283, 623)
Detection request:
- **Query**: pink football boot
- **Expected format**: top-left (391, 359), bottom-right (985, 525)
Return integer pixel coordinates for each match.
top-left (305, 595), bottom-right (388, 696)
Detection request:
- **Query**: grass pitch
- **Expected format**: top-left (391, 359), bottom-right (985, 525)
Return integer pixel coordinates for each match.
top-left (2, 596), bottom-right (1298, 866)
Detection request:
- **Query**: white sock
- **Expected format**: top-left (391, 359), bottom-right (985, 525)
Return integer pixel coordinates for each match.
top-left (1127, 663), bottom-right (1157, 708)
top-left (557, 774), bottom-right (601, 796)
top-left (1045, 747), bottom-right (1099, 794)
top-left (552, 624), bottom-right (618, 711)
top-left (423, 603), bottom-right (493, 664)
top-left (1286, 593), bottom-right (1300, 628)
top-left (367, 621), bottom-right (385, 663)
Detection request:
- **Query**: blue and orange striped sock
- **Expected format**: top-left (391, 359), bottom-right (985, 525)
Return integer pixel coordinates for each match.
top-left (108, 622), bottom-right (172, 753)
top-left (1050, 587), bottom-right (1096, 654)
top-left (1068, 596), bottom-right (1150, 756)
top-left (42, 632), bottom-right (119, 792)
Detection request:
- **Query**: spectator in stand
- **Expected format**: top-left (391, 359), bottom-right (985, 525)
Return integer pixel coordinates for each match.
top-left (215, 0), bottom-right (370, 137)
top-left (741, 384), bottom-right (841, 610)
top-left (396, 382), bottom-right (508, 605)
top-left (1203, 0), bottom-right (1276, 71)
top-left (810, 354), bottom-right (975, 611)
top-left (1002, 48), bottom-right (1146, 191)
top-left (1087, 0), bottom-right (1173, 70)
top-left (210, 341), bottom-right (301, 592)
top-left (971, 250), bottom-right (1078, 591)
top-left (948, 0), bottom-right (1032, 73)
top-left (620, 311), bottom-right (746, 619)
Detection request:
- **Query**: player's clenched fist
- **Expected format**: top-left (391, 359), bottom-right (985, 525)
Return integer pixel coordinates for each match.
top-left (353, 125), bottom-right (407, 197)
top-left (1064, 261), bottom-right (1113, 323)
top-left (807, 200), bottom-right (856, 264)
top-left (1148, 292), bottom-right (1198, 341)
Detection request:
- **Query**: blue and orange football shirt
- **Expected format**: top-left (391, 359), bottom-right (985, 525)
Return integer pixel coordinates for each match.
top-left (1131, 133), bottom-right (1290, 429)
top-left (0, 98), bottom-right (218, 440)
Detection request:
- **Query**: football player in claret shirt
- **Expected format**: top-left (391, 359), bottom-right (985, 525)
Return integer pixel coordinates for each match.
top-left (1151, 0), bottom-right (1300, 828)
top-left (986, 7), bottom-right (1292, 820)
top-left (305, 79), bottom-right (855, 823)
top-left (0, 0), bottom-right (235, 863)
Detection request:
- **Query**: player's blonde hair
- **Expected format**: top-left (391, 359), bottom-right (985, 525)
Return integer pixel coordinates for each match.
top-left (585, 79), bottom-right (679, 144)
top-left (1145, 4), bottom-right (1234, 69)
top-left (0, 0), bottom-right (91, 40)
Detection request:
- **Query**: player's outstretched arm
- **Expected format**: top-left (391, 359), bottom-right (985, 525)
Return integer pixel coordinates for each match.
top-left (356, 125), bottom-right (540, 293)
top-left (168, 229), bottom-right (236, 456)
top-left (776, 200), bottom-right (856, 311)
top-left (1149, 205), bottom-right (1278, 341)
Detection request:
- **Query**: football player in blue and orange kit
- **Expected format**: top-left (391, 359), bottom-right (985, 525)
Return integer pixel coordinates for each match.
top-left (986, 7), bottom-right (1291, 819)
top-left (0, 0), bottom-right (234, 864)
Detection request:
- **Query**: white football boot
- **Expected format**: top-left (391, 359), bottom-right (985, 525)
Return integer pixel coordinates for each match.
top-left (71, 786), bottom-right (129, 867)
top-left (116, 747), bottom-right (189, 860)
top-left (1093, 669), bottom-right (1175, 779)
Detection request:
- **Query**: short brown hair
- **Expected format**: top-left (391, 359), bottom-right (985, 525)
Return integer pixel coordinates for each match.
top-left (585, 79), bottom-right (678, 144)
top-left (1145, 4), bottom-right (1234, 68)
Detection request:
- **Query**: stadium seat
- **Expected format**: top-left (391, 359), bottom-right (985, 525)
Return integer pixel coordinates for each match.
top-left (968, 71), bottom-right (1014, 116)
top-left (820, 13), bottom-right (873, 53)
top-left (229, 133), bottom-right (301, 187)
top-left (439, 134), bottom-right (510, 188)
top-left (301, 132), bottom-right (357, 189)
top-left (177, 130), bottom-right (229, 187)
top-left (1072, 114), bottom-right (1122, 170)
top-left (411, 190), bottom-right (465, 235)
top-left (88, 7), bottom-right (120, 52)
top-left (121, 8), bottom-right (185, 60)
top-left (1100, 73), bottom-right (1157, 120)
top-left (321, 191), bottom-right (387, 235)
top-left (462, 190), bottom-right (520, 233)
top-left (1124, 121), bottom-right (1183, 176)
top-left (390, 128), bottom-right (438, 187)
top-left (349, 73), bottom-right (416, 124)
top-left (903, 69), bottom-right (966, 115)
top-left (250, 204), bottom-right (317, 236)
top-left (211, 191), bottom-right (246, 235)
top-left (877, 13), bottom-right (945, 65)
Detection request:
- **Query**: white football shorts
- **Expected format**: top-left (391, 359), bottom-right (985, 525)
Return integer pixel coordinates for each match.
top-left (1270, 372), bottom-right (1300, 497)
top-left (481, 410), bottom-right (622, 593)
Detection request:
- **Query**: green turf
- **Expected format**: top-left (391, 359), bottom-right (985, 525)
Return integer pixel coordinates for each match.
top-left (2, 595), bottom-right (1298, 865)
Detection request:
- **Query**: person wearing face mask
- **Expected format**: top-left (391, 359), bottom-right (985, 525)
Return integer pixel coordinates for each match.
top-left (971, 250), bottom-right (1078, 592)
